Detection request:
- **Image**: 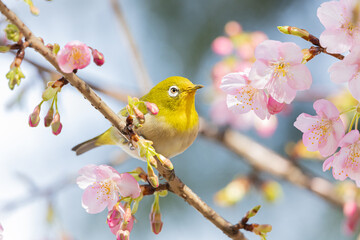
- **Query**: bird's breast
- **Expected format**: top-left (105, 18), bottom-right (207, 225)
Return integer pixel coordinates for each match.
top-left (137, 114), bottom-right (199, 158)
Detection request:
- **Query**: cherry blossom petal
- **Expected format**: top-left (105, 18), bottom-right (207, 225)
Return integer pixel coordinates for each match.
top-left (287, 64), bottom-right (312, 90)
top-left (313, 99), bottom-right (340, 119)
top-left (249, 61), bottom-right (270, 89)
top-left (318, 129), bottom-right (340, 157)
top-left (302, 129), bottom-right (320, 152)
top-left (266, 76), bottom-right (297, 104)
top-left (293, 113), bottom-right (320, 132)
top-left (319, 28), bottom-right (352, 53)
top-left (77, 164), bottom-right (97, 189)
top-left (349, 75), bottom-right (360, 101)
top-left (323, 155), bottom-right (334, 171)
top-left (254, 40), bottom-right (280, 62)
top-left (220, 72), bottom-right (248, 95)
top-left (252, 91), bottom-right (269, 120)
top-left (339, 130), bottom-right (360, 148)
top-left (82, 184), bottom-right (114, 214)
top-left (227, 94), bottom-right (251, 114)
top-left (329, 61), bottom-right (357, 83)
top-left (332, 150), bottom-right (348, 180)
top-left (279, 42), bottom-right (303, 64)
top-left (317, 1), bottom-right (345, 29)
top-left (116, 173), bottom-right (141, 198)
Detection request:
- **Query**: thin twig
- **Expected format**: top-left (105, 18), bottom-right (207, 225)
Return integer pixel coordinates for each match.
top-left (0, 2), bottom-right (245, 239)
top-left (110, 0), bottom-right (152, 94)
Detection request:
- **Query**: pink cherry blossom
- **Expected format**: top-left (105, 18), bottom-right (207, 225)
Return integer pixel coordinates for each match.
top-left (220, 70), bottom-right (269, 120)
top-left (317, 0), bottom-right (360, 53)
top-left (212, 36), bottom-right (233, 55)
top-left (329, 46), bottom-right (360, 100)
top-left (57, 40), bottom-right (91, 73)
top-left (77, 164), bottom-right (141, 214)
top-left (323, 130), bottom-right (360, 186)
top-left (294, 99), bottom-right (345, 157)
top-left (249, 40), bottom-right (312, 104)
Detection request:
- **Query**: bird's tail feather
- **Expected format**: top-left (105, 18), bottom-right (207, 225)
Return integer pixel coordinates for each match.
top-left (72, 129), bottom-right (116, 155)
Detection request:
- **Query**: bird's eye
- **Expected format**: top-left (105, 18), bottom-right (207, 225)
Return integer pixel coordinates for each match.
top-left (168, 85), bottom-right (179, 97)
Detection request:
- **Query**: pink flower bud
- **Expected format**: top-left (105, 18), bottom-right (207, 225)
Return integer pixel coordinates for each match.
top-left (150, 209), bottom-right (163, 234)
top-left (267, 95), bottom-right (285, 115)
top-left (133, 106), bottom-right (145, 123)
top-left (116, 230), bottom-right (130, 240)
top-left (92, 49), bottom-right (105, 66)
top-left (146, 102), bottom-right (159, 115)
top-left (107, 207), bottom-right (121, 229)
top-left (44, 107), bottom-right (54, 127)
top-left (51, 112), bottom-right (62, 135)
top-left (28, 105), bottom-right (41, 127)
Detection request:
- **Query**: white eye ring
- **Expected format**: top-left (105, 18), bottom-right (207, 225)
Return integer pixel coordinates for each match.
top-left (168, 85), bottom-right (179, 97)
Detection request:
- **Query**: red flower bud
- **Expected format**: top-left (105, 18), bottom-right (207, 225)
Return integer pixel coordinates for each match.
top-left (92, 49), bottom-right (105, 66)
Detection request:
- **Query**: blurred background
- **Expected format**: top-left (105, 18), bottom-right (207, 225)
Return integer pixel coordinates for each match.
top-left (0, 0), bottom-right (356, 239)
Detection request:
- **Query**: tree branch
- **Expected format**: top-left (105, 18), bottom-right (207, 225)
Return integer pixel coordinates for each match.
top-left (0, 1), bottom-right (246, 239)
top-left (199, 120), bottom-right (346, 207)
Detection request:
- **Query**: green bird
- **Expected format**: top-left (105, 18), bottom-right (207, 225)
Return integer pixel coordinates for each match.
top-left (72, 76), bottom-right (203, 160)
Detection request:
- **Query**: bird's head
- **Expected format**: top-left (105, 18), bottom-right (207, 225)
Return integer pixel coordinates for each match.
top-left (141, 76), bottom-right (203, 114)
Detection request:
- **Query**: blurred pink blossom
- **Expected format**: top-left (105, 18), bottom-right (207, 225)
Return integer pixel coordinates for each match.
top-left (220, 70), bottom-right (269, 120)
top-left (250, 31), bottom-right (268, 47)
top-left (237, 43), bottom-right (255, 60)
top-left (57, 40), bottom-right (91, 73)
top-left (294, 99), bottom-right (345, 157)
top-left (329, 46), bottom-right (360, 100)
top-left (249, 40), bottom-right (312, 104)
top-left (343, 201), bottom-right (360, 235)
top-left (212, 36), bottom-right (233, 55)
top-left (323, 130), bottom-right (360, 186)
top-left (254, 115), bottom-right (278, 138)
top-left (317, 0), bottom-right (360, 53)
top-left (77, 164), bottom-right (141, 214)
top-left (210, 97), bottom-right (253, 130)
top-left (225, 21), bottom-right (242, 36)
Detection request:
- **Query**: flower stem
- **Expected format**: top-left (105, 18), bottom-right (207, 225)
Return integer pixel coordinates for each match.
top-left (348, 111), bottom-right (357, 132)
top-left (355, 113), bottom-right (359, 130)
top-left (339, 106), bottom-right (356, 115)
